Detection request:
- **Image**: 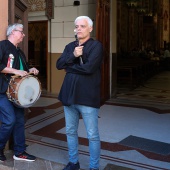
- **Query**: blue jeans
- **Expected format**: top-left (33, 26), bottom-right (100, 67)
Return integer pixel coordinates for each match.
top-left (0, 94), bottom-right (26, 155)
top-left (64, 105), bottom-right (100, 169)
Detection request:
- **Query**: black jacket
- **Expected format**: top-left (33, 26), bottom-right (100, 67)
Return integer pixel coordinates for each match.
top-left (0, 40), bottom-right (29, 93)
top-left (56, 38), bottom-right (103, 108)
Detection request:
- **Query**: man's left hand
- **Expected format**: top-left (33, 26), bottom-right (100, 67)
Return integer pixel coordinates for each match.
top-left (29, 67), bottom-right (39, 75)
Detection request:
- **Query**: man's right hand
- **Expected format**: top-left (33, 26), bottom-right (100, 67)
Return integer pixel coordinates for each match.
top-left (73, 46), bottom-right (84, 57)
top-left (14, 70), bottom-right (28, 77)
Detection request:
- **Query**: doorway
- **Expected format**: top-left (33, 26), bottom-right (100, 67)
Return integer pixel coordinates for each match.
top-left (28, 21), bottom-right (48, 90)
top-left (96, 0), bottom-right (111, 105)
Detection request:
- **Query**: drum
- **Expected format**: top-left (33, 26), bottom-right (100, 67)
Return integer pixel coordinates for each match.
top-left (6, 75), bottom-right (42, 108)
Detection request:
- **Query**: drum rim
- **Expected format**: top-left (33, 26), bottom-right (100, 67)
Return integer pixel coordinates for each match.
top-left (6, 75), bottom-right (42, 108)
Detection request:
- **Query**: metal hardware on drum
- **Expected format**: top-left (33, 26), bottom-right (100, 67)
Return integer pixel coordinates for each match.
top-left (7, 78), bottom-right (20, 104)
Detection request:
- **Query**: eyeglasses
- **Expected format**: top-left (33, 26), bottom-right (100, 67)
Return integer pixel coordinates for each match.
top-left (14, 30), bottom-right (24, 35)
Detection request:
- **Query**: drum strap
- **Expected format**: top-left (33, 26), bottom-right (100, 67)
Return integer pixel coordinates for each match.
top-left (3, 74), bottom-right (9, 82)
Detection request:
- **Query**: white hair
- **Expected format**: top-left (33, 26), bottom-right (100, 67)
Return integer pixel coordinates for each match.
top-left (74, 16), bottom-right (93, 27)
top-left (7, 23), bottom-right (24, 37)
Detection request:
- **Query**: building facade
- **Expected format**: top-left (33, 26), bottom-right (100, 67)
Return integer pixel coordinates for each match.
top-left (0, 0), bottom-right (169, 103)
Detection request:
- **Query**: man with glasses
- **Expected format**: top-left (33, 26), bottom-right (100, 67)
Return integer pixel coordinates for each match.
top-left (0, 23), bottom-right (39, 162)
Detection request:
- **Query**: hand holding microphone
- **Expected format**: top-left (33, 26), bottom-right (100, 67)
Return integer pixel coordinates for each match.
top-left (73, 46), bottom-right (84, 58)
top-left (74, 29), bottom-right (84, 64)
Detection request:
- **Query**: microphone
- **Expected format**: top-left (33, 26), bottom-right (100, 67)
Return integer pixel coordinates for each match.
top-left (74, 29), bottom-right (77, 41)
top-left (74, 29), bottom-right (83, 65)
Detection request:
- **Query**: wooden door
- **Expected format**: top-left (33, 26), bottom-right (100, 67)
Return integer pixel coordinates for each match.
top-left (96, 0), bottom-right (110, 105)
top-left (8, 0), bottom-right (28, 58)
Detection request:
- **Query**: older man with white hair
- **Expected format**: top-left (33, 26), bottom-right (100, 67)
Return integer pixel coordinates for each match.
top-left (57, 16), bottom-right (103, 170)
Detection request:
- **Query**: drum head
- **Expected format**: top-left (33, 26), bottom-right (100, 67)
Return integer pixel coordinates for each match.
top-left (17, 76), bottom-right (41, 107)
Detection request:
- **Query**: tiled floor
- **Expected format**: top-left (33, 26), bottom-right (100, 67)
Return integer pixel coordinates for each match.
top-left (1, 71), bottom-right (170, 170)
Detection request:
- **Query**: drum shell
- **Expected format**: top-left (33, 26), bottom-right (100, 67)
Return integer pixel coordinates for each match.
top-left (7, 75), bottom-right (41, 108)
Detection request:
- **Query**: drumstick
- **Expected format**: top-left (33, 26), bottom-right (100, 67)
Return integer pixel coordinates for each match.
top-left (11, 72), bottom-right (34, 78)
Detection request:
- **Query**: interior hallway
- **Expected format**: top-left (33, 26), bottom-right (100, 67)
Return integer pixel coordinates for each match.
top-left (1, 71), bottom-right (170, 170)
top-left (110, 70), bottom-right (170, 109)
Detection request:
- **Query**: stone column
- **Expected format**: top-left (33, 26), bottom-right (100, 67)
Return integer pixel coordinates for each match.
top-left (0, 0), bottom-right (8, 151)
top-left (0, 1), bottom-right (8, 40)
